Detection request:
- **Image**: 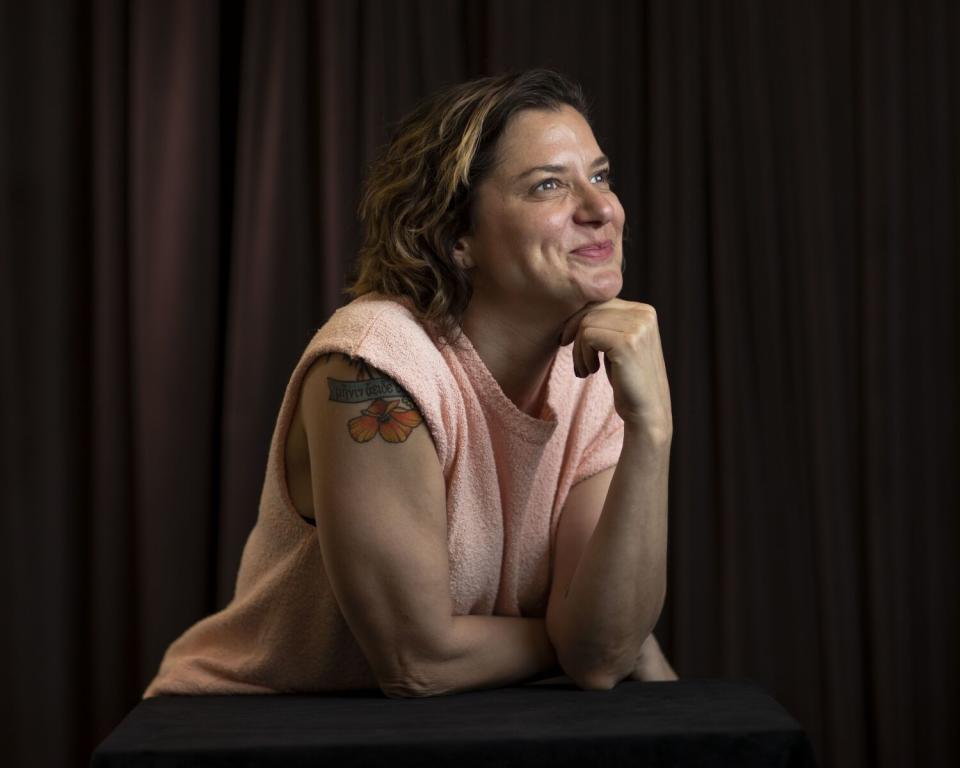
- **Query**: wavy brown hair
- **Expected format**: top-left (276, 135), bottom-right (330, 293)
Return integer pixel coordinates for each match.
top-left (346, 69), bottom-right (590, 340)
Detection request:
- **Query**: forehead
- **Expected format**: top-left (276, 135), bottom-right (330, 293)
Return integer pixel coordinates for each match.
top-left (492, 105), bottom-right (602, 171)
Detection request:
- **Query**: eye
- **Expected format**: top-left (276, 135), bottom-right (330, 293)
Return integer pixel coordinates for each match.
top-left (590, 167), bottom-right (613, 186)
top-left (533, 178), bottom-right (563, 192)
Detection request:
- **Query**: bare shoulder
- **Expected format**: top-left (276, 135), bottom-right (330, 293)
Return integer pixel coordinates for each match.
top-left (300, 352), bottom-right (427, 446)
top-left (296, 349), bottom-right (444, 554)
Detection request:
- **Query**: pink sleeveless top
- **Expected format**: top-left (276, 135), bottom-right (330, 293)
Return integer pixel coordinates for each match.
top-left (143, 294), bottom-right (624, 696)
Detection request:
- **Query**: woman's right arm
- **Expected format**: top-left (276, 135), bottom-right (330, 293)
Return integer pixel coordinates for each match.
top-left (300, 353), bottom-right (559, 698)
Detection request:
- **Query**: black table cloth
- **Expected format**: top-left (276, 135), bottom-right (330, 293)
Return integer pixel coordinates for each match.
top-left (91, 678), bottom-right (818, 767)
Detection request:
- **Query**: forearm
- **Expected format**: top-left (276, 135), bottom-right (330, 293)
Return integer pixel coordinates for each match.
top-left (548, 427), bottom-right (671, 686)
top-left (390, 615), bottom-right (559, 698)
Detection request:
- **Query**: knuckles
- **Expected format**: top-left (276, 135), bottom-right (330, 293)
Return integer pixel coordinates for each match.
top-left (571, 302), bottom-right (660, 355)
top-left (625, 329), bottom-right (645, 350)
top-left (612, 298), bottom-right (656, 317)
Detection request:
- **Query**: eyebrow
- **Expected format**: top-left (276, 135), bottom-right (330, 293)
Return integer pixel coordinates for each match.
top-left (513, 155), bottom-right (610, 182)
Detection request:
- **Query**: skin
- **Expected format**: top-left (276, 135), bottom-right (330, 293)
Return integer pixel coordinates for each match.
top-left (455, 105), bottom-right (626, 416)
top-left (284, 104), bottom-right (676, 692)
top-left (456, 105), bottom-right (676, 684)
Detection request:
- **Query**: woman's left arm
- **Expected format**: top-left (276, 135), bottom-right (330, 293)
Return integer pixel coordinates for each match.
top-left (545, 299), bottom-right (673, 690)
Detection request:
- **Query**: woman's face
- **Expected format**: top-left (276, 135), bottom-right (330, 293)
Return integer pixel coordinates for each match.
top-left (459, 105), bottom-right (625, 318)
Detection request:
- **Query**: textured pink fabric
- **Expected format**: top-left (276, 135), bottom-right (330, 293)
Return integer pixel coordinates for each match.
top-left (143, 294), bottom-right (623, 697)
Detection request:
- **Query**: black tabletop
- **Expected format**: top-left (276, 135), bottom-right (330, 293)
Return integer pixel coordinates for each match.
top-left (91, 678), bottom-right (818, 767)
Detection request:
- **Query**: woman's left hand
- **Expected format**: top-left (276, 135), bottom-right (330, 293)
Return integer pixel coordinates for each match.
top-left (560, 298), bottom-right (673, 437)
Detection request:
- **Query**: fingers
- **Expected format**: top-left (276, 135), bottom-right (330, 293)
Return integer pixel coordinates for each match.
top-left (561, 301), bottom-right (656, 346)
top-left (575, 328), bottom-right (595, 377)
top-left (561, 301), bottom-right (659, 379)
top-left (559, 302), bottom-right (602, 346)
top-left (573, 326), bottom-right (623, 377)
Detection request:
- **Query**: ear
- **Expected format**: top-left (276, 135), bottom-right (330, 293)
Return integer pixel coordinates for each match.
top-left (452, 238), bottom-right (475, 270)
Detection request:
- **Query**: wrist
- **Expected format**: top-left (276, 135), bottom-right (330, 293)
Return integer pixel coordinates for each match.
top-left (622, 419), bottom-right (673, 450)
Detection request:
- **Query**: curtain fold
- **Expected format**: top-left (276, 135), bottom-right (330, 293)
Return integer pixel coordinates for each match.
top-left (127, 0), bottom-right (223, 688)
top-left (1, 2), bottom-right (956, 766)
top-left (89, 0), bottom-right (137, 749)
top-left (218, 0), bottom-right (319, 603)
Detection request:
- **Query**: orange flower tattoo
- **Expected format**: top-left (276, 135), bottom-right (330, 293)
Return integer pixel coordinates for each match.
top-left (348, 398), bottom-right (423, 444)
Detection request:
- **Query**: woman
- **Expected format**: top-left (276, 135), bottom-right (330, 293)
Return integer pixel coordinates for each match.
top-left (144, 69), bottom-right (676, 699)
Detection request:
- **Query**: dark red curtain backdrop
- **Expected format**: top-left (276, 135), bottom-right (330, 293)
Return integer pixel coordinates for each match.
top-left (1, 1), bottom-right (957, 766)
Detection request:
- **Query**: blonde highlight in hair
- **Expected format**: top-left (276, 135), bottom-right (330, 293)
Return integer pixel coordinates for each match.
top-left (346, 70), bottom-right (589, 340)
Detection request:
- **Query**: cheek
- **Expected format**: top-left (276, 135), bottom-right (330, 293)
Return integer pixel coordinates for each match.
top-left (500, 209), bottom-right (567, 258)
top-left (537, 211), bottom-right (571, 252)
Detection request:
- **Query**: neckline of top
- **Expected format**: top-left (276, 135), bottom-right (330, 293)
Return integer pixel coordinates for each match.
top-left (448, 328), bottom-right (566, 444)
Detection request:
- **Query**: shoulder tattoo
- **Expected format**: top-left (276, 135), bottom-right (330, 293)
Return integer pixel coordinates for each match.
top-left (322, 353), bottom-right (423, 444)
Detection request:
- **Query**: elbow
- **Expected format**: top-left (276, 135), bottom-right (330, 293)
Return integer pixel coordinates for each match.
top-left (375, 636), bottom-right (454, 699)
top-left (379, 678), bottom-right (438, 699)
top-left (570, 670), bottom-right (620, 692)
top-left (557, 646), bottom-right (629, 693)
top-left (548, 613), bottom-right (631, 692)
top-left (377, 663), bottom-right (445, 699)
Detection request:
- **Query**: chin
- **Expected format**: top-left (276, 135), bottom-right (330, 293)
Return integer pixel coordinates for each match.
top-left (579, 269), bottom-right (623, 303)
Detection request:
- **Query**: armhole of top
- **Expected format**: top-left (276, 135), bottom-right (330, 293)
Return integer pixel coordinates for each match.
top-left (272, 347), bottom-right (342, 530)
top-left (273, 347), bottom-right (445, 531)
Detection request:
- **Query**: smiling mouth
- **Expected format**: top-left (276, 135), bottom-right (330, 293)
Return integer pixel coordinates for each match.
top-left (571, 240), bottom-right (614, 260)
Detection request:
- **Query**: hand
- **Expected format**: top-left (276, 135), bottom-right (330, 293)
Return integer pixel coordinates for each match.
top-left (560, 299), bottom-right (673, 436)
top-left (628, 633), bottom-right (678, 681)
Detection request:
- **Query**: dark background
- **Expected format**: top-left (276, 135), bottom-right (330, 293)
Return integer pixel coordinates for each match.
top-left (1, 1), bottom-right (957, 766)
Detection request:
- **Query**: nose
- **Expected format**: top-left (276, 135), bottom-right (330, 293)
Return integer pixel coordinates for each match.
top-left (573, 182), bottom-right (614, 226)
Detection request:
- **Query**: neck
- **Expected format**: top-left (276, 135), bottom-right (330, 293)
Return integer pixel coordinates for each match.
top-left (460, 294), bottom-right (575, 417)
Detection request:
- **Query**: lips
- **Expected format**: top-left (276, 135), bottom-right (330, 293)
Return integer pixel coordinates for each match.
top-left (571, 240), bottom-right (614, 259)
